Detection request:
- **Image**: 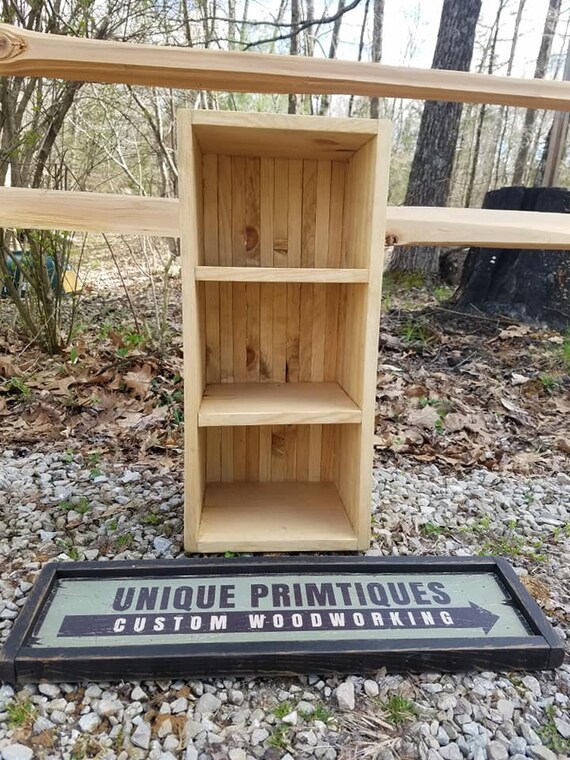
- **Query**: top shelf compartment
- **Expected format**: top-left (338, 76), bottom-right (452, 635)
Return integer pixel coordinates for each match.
top-left (191, 110), bottom-right (387, 272)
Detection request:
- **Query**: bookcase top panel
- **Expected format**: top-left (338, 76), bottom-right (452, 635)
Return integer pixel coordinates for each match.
top-left (187, 110), bottom-right (388, 161)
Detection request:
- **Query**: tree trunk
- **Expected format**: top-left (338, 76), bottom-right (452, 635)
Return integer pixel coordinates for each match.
top-left (511, 0), bottom-right (561, 185)
top-left (537, 35), bottom-right (570, 187)
top-left (369, 0), bottom-right (384, 119)
top-left (318, 0), bottom-right (345, 116)
top-left (389, 0), bottom-right (481, 276)
top-left (347, 0), bottom-right (370, 118)
top-left (288, 0), bottom-right (300, 115)
top-left (464, 0), bottom-right (505, 209)
top-left (491, 0), bottom-right (527, 188)
top-left (452, 186), bottom-right (570, 330)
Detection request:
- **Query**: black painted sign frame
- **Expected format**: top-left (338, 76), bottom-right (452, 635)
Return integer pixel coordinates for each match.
top-left (0, 556), bottom-right (564, 683)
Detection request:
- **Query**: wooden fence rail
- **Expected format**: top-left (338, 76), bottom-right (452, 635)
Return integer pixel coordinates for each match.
top-left (0, 187), bottom-right (568, 250)
top-left (1, 24), bottom-right (570, 110)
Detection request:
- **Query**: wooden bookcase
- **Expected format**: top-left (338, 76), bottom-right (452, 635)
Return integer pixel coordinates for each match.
top-left (178, 110), bottom-right (391, 553)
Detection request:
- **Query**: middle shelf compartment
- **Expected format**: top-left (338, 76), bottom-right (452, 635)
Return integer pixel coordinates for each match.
top-left (199, 381), bottom-right (361, 426)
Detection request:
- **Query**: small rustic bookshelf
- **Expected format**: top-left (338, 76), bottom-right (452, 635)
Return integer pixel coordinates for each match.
top-left (178, 110), bottom-right (391, 553)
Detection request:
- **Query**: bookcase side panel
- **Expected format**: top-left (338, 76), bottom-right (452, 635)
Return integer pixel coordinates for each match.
top-left (357, 122), bottom-right (391, 548)
top-left (335, 125), bottom-right (391, 547)
top-left (179, 111), bottom-right (207, 551)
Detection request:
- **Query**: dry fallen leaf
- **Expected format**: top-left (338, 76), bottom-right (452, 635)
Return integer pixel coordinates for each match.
top-left (0, 355), bottom-right (16, 378)
top-left (444, 412), bottom-right (488, 435)
top-left (407, 406), bottom-right (440, 430)
top-left (498, 325), bottom-right (531, 339)
top-left (511, 373), bottom-right (531, 385)
top-left (124, 364), bottom-right (154, 399)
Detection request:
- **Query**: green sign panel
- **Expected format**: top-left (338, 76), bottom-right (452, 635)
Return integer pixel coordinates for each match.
top-left (34, 571), bottom-right (529, 648)
top-left (0, 557), bottom-right (563, 683)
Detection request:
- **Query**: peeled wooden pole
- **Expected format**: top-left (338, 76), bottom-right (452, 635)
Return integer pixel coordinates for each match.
top-left (1, 24), bottom-right (570, 110)
top-left (0, 187), bottom-right (179, 237)
top-left (1, 187), bottom-right (570, 250)
top-left (386, 206), bottom-right (570, 250)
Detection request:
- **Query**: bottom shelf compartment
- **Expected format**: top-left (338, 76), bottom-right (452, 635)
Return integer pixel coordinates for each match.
top-left (197, 481), bottom-right (357, 552)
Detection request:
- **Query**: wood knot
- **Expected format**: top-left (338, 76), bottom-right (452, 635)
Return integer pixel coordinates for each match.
top-left (243, 225), bottom-right (259, 252)
top-left (0, 27), bottom-right (27, 61)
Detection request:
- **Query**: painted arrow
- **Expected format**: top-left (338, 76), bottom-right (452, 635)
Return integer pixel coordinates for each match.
top-left (57, 602), bottom-right (501, 639)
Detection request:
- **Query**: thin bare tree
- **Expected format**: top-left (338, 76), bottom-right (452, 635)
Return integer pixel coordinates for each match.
top-left (511, 0), bottom-right (562, 185)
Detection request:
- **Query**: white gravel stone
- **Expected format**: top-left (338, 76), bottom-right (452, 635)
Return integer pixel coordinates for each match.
top-left (1, 745), bottom-right (33, 760)
top-left (363, 679), bottom-right (379, 697)
top-left (528, 747), bottom-right (558, 760)
top-left (131, 720), bottom-right (152, 750)
top-left (335, 681), bottom-right (355, 711)
top-left (282, 710), bottom-right (298, 725)
top-left (195, 692), bottom-right (221, 715)
top-left (228, 689), bottom-right (244, 705)
top-left (163, 736), bottom-right (179, 752)
top-left (97, 699), bottom-right (122, 716)
top-left (251, 727), bottom-right (269, 746)
top-left (78, 712), bottom-right (101, 733)
top-left (130, 686), bottom-right (147, 701)
top-left (38, 683), bottom-right (60, 698)
top-left (487, 740), bottom-right (508, 760)
top-left (33, 716), bottom-right (55, 733)
top-left (495, 699), bottom-right (514, 721)
top-left (554, 716), bottom-right (570, 738)
top-left (170, 696), bottom-right (187, 713)
top-left (521, 676), bottom-right (541, 697)
top-left (153, 536), bottom-right (172, 555)
top-left (439, 743), bottom-right (462, 760)
top-left (520, 723), bottom-right (542, 746)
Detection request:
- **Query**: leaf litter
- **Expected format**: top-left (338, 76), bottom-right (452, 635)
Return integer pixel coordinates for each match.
top-left (0, 253), bottom-right (568, 477)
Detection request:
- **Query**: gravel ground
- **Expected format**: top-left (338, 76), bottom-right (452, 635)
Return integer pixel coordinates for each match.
top-left (0, 449), bottom-right (569, 760)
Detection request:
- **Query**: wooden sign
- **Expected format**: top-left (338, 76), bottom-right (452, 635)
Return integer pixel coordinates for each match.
top-left (0, 556), bottom-right (562, 683)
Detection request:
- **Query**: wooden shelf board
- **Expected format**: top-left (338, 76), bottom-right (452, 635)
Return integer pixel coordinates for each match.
top-left (195, 266), bottom-right (369, 283)
top-left (198, 382), bottom-right (362, 426)
top-left (198, 482), bottom-right (357, 552)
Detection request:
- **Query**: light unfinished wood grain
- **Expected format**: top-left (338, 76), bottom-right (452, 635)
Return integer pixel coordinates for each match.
top-left (199, 382), bottom-right (362, 427)
top-left (199, 482), bottom-right (357, 552)
top-left (386, 206), bottom-right (570, 250)
top-left (357, 121), bottom-right (392, 549)
top-left (195, 266), bottom-right (369, 282)
top-left (0, 186), bottom-right (179, 237)
top-left (2, 24), bottom-right (570, 111)
top-left (178, 111), bottom-right (206, 552)
top-left (4, 186), bottom-right (570, 252)
top-left (204, 424), bottom-right (336, 483)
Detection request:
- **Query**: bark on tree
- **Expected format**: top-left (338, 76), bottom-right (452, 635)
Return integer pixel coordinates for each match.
top-left (492, 0), bottom-right (527, 188)
top-left (288, 0), bottom-right (300, 114)
top-left (348, 0), bottom-right (370, 118)
top-left (511, 0), bottom-right (561, 186)
top-left (464, 0), bottom-right (505, 209)
top-left (452, 186), bottom-right (570, 330)
top-left (318, 0), bottom-right (345, 116)
top-left (369, 0), bottom-right (384, 119)
top-left (537, 34), bottom-right (570, 187)
top-left (389, 0), bottom-right (482, 275)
